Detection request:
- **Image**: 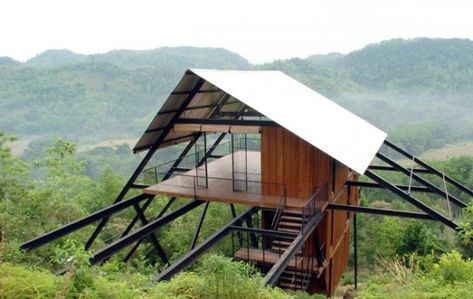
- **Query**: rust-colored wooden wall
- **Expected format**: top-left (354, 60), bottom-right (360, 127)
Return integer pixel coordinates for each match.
top-left (260, 127), bottom-right (359, 296)
top-left (319, 161), bottom-right (359, 296)
top-left (260, 127), bottom-right (331, 199)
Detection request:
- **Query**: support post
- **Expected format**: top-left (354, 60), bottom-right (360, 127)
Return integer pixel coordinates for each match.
top-left (231, 204), bottom-right (243, 246)
top-left (190, 202), bottom-right (210, 250)
top-left (132, 204), bottom-right (169, 265)
top-left (245, 214), bottom-right (258, 248)
top-left (354, 213), bottom-right (358, 290)
top-left (123, 198), bottom-right (176, 262)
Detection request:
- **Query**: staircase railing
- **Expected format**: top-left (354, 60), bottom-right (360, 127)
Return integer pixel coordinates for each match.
top-left (301, 183), bottom-right (328, 233)
top-left (230, 212), bottom-right (298, 267)
top-left (271, 188), bottom-right (287, 231)
top-left (263, 212), bottom-right (325, 289)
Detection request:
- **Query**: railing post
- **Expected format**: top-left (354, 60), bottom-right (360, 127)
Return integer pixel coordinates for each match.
top-left (193, 176), bottom-right (197, 200)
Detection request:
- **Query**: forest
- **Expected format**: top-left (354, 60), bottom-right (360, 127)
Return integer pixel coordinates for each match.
top-left (1, 38), bottom-right (473, 298)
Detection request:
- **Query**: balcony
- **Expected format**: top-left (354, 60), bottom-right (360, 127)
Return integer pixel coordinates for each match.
top-left (139, 135), bottom-right (309, 211)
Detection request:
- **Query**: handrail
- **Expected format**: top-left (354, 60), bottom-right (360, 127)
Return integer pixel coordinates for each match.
top-left (301, 183), bottom-right (328, 233)
top-left (271, 188), bottom-right (287, 231)
top-left (264, 211), bottom-right (325, 286)
top-left (141, 136), bottom-right (262, 185)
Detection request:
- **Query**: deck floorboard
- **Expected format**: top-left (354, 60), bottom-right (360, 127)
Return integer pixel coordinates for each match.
top-left (144, 151), bottom-right (306, 210)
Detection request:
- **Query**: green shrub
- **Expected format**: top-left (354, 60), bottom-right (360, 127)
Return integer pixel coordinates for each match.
top-left (357, 251), bottom-right (473, 298)
top-left (0, 263), bottom-right (62, 298)
top-left (431, 250), bottom-right (473, 283)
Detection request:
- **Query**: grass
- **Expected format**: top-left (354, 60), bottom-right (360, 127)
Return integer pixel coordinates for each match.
top-left (420, 141), bottom-right (473, 160)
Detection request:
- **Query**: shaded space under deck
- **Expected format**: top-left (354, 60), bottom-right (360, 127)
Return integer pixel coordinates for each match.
top-left (144, 151), bottom-right (306, 210)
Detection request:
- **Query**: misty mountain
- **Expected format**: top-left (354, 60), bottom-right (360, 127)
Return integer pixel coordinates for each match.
top-left (336, 38), bottom-right (473, 92)
top-left (0, 56), bottom-right (20, 66)
top-left (27, 47), bottom-right (249, 69)
top-left (27, 49), bottom-right (88, 65)
top-left (0, 39), bottom-right (472, 154)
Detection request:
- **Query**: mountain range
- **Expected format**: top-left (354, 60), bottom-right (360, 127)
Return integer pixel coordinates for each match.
top-left (1, 38), bottom-right (472, 154)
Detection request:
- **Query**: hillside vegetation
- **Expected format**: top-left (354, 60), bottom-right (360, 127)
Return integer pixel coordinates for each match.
top-left (1, 131), bottom-right (473, 298)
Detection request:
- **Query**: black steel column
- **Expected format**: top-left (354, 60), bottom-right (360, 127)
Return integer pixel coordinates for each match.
top-left (123, 198), bottom-right (176, 263)
top-left (190, 202), bottom-right (210, 249)
top-left (133, 203), bottom-right (169, 265)
top-left (231, 204), bottom-right (243, 246)
top-left (354, 213), bottom-right (358, 290)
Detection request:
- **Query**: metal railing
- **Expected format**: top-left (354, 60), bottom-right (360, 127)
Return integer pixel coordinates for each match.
top-left (146, 169), bottom-right (285, 202)
top-left (301, 183), bottom-right (328, 233)
top-left (138, 136), bottom-right (261, 186)
top-left (271, 189), bottom-right (287, 231)
top-left (230, 224), bottom-right (298, 270)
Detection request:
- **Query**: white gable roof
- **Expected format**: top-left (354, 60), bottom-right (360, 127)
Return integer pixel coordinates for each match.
top-left (134, 69), bottom-right (387, 174)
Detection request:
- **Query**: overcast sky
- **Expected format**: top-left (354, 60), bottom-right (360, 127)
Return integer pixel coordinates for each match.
top-left (1, 0), bottom-right (472, 63)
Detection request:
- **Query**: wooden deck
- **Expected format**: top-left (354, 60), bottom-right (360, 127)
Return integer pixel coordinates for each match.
top-left (233, 248), bottom-right (319, 272)
top-left (144, 151), bottom-right (307, 210)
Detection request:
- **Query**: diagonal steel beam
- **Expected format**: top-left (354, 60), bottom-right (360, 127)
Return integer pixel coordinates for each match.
top-left (123, 198), bottom-right (177, 262)
top-left (383, 140), bottom-right (473, 197)
top-left (90, 200), bottom-right (204, 265)
top-left (120, 137), bottom-right (202, 239)
top-left (122, 133), bottom-right (228, 260)
top-left (364, 170), bottom-right (460, 230)
top-left (368, 165), bottom-right (431, 174)
top-left (346, 180), bottom-right (433, 193)
top-left (327, 203), bottom-right (433, 220)
top-left (156, 206), bottom-right (258, 281)
top-left (190, 202), bottom-right (210, 250)
top-left (376, 152), bottom-right (467, 208)
top-left (85, 79), bottom-right (206, 250)
top-left (133, 204), bottom-right (169, 265)
top-left (21, 193), bottom-right (152, 250)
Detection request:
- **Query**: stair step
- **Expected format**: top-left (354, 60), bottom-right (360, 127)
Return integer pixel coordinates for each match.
top-left (282, 210), bottom-right (302, 217)
top-left (271, 246), bottom-right (302, 254)
top-left (278, 227), bottom-right (301, 233)
top-left (278, 221), bottom-right (302, 228)
top-left (280, 215), bottom-right (303, 223)
top-left (282, 270), bottom-right (304, 276)
top-left (278, 282), bottom-right (304, 290)
top-left (280, 276), bottom-right (303, 283)
top-left (272, 240), bottom-right (293, 247)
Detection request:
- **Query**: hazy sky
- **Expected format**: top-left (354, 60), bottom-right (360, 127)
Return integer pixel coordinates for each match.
top-left (1, 0), bottom-right (472, 63)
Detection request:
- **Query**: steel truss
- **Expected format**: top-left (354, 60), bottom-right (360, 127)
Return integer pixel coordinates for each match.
top-left (345, 139), bottom-right (473, 291)
top-left (20, 73), bottom-right (473, 296)
top-left (22, 81), bottom-right (263, 274)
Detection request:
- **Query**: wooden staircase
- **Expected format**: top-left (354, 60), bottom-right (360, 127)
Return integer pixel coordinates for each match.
top-left (273, 210), bottom-right (311, 291)
top-left (232, 209), bottom-right (318, 292)
top-left (271, 210), bottom-right (303, 253)
top-left (278, 270), bottom-right (310, 291)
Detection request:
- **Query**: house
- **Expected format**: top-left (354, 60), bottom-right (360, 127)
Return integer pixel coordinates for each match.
top-left (22, 69), bottom-right (472, 296)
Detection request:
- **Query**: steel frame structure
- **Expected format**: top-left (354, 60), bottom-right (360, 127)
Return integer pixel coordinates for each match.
top-left (334, 139), bottom-right (473, 290)
top-left (21, 76), bottom-right (472, 296)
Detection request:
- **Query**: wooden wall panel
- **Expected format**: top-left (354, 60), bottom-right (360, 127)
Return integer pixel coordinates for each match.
top-left (261, 127), bottom-right (331, 200)
top-left (260, 128), bottom-right (359, 296)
